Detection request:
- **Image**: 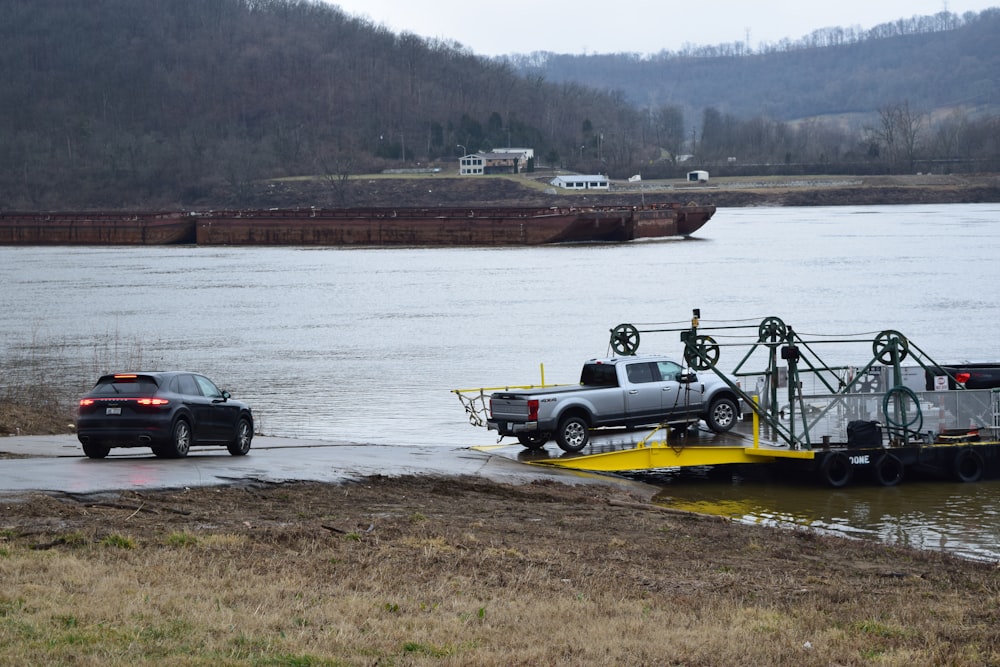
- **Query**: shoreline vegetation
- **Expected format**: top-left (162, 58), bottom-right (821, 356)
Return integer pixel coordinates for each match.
top-left (1, 172), bottom-right (997, 214)
top-left (220, 171), bottom-right (1000, 211)
top-left (2, 190), bottom-right (999, 663)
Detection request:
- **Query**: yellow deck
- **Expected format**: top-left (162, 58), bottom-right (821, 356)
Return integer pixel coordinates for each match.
top-left (528, 441), bottom-right (814, 472)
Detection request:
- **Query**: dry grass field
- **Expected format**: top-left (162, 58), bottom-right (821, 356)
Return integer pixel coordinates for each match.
top-left (1, 475), bottom-right (999, 666)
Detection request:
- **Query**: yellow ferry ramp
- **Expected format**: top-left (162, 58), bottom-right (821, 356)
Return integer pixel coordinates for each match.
top-left (530, 441), bottom-right (814, 473)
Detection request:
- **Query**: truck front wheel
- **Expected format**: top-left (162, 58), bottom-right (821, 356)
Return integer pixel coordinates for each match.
top-left (556, 416), bottom-right (590, 452)
top-left (517, 432), bottom-right (550, 450)
top-left (705, 397), bottom-right (738, 433)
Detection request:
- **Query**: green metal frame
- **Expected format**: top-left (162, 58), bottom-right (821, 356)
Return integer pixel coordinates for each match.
top-left (608, 309), bottom-right (965, 450)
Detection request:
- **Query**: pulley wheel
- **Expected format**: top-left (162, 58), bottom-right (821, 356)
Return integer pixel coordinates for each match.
top-left (873, 329), bottom-right (909, 364)
top-left (758, 316), bottom-right (787, 343)
top-left (685, 335), bottom-right (720, 370)
top-left (882, 385), bottom-right (923, 431)
top-left (610, 323), bottom-right (640, 356)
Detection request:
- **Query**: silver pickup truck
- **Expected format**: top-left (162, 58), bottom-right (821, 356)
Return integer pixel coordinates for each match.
top-left (487, 355), bottom-right (740, 452)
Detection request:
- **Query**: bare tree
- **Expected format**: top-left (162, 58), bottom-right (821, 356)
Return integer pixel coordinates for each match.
top-left (869, 101), bottom-right (925, 172)
top-left (317, 151), bottom-right (356, 207)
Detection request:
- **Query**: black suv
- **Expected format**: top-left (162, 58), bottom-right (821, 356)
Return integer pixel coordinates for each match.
top-left (76, 372), bottom-right (254, 459)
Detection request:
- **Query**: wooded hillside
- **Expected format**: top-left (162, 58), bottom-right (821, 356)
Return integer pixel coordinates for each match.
top-left (0, 0), bottom-right (997, 210)
top-left (514, 10), bottom-right (1000, 121)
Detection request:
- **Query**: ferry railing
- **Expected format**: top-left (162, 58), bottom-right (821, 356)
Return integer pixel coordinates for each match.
top-left (452, 363), bottom-right (568, 429)
top-left (761, 388), bottom-right (998, 445)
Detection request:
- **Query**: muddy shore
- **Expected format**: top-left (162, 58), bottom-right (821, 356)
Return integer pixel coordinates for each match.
top-left (253, 172), bottom-right (1000, 210)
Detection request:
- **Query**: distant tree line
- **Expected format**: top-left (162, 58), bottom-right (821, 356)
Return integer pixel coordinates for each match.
top-left (0, 0), bottom-right (997, 209)
top-left (514, 10), bottom-right (1000, 128)
top-left (669, 100), bottom-right (1000, 178)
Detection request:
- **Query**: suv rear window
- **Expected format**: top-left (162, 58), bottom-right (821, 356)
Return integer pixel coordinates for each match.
top-left (91, 375), bottom-right (159, 396)
top-left (580, 364), bottom-right (619, 387)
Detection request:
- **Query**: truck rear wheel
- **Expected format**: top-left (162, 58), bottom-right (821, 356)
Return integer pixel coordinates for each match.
top-left (705, 397), bottom-right (738, 433)
top-left (556, 416), bottom-right (589, 453)
top-left (517, 433), bottom-right (550, 450)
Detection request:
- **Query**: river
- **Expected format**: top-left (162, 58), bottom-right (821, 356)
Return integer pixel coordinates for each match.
top-left (2, 202), bottom-right (999, 560)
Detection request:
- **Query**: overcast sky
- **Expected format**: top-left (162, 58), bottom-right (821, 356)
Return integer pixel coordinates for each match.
top-left (328, 1), bottom-right (998, 56)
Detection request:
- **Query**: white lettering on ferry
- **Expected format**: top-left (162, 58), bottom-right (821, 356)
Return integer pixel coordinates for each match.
top-left (849, 455), bottom-right (870, 466)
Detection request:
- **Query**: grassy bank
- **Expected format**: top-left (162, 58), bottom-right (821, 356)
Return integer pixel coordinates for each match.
top-left (1, 478), bottom-right (998, 665)
top-left (0, 331), bottom-right (152, 437)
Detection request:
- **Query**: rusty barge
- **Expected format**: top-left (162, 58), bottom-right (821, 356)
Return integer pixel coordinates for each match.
top-left (0, 211), bottom-right (196, 245)
top-left (0, 202), bottom-right (715, 246)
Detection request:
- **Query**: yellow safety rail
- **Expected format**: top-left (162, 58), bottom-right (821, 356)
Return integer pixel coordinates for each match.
top-left (452, 363), bottom-right (571, 428)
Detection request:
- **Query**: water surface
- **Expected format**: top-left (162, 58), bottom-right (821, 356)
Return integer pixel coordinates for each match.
top-left (2, 203), bottom-right (999, 559)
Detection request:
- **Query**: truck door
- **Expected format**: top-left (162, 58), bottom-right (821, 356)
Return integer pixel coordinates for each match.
top-left (655, 360), bottom-right (705, 416)
top-left (624, 362), bottom-right (662, 419)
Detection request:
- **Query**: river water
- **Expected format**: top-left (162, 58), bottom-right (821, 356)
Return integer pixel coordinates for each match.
top-left (2, 203), bottom-right (999, 560)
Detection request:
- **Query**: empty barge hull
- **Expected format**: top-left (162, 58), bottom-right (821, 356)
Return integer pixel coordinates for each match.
top-left (0, 202), bottom-right (715, 246)
top-left (0, 211), bottom-right (195, 245)
top-left (194, 203), bottom-right (716, 246)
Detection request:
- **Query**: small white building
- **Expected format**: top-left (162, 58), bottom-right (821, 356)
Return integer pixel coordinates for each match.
top-left (459, 152), bottom-right (524, 176)
top-left (459, 154), bottom-right (485, 175)
top-left (687, 170), bottom-right (709, 183)
top-left (491, 147), bottom-right (534, 161)
top-left (549, 174), bottom-right (609, 190)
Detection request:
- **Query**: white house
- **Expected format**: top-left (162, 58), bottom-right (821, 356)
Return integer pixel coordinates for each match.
top-left (459, 152), bottom-right (524, 176)
top-left (459, 154), bottom-right (485, 175)
top-left (549, 174), bottom-right (610, 190)
top-left (686, 170), bottom-right (709, 183)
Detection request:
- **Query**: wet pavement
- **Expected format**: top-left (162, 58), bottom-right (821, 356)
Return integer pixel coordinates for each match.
top-left (0, 434), bottom-right (657, 498)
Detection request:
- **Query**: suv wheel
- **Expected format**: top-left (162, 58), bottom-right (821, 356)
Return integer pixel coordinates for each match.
top-left (169, 419), bottom-right (192, 458)
top-left (228, 417), bottom-right (253, 456)
top-left (82, 442), bottom-right (110, 459)
top-left (555, 415), bottom-right (589, 453)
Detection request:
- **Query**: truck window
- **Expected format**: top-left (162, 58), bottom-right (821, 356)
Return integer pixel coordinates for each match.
top-left (626, 363), bottom-right (655, 384)
top-left (580, 364), bottom-right (619, 387)
top-left (655, 360), bottom-right (682, 381)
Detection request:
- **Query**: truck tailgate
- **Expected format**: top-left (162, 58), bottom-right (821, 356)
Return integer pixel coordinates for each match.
top-left (490, 395), bottom-right (532, 420)
top-left (490, 385), bottom-right (603, 420)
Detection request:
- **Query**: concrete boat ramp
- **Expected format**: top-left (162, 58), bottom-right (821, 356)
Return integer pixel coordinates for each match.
top-left (0, 434), bottom-right (655, 498)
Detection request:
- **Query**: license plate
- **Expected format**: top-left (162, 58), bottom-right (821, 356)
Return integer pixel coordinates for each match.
top-left (106, 407), bottom-right (121, 415)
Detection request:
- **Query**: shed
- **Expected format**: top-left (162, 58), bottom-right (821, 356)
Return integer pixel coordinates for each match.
top-left (549, 174), bottom-right (609, 190)
top-left (687, 170), bottom-right (709, 183)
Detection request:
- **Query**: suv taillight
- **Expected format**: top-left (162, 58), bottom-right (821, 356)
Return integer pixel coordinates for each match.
top-left (955, 372), bottom-right (971, 385)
